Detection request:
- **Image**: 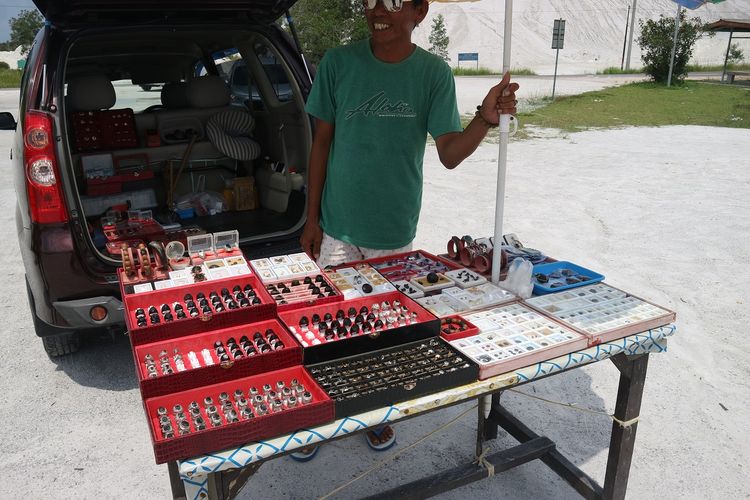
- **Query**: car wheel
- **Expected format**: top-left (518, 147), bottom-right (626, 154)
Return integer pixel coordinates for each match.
top-left (42, 331), bottom-right (81, 357)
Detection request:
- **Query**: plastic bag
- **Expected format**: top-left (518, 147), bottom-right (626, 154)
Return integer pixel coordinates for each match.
top-left (174, 190), bottom-right (225, 216)
top-left (501, 258), bottom-right (534, 299)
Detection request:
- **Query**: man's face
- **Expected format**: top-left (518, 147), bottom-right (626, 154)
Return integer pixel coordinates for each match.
top-left (364, 0), bottom-right (428, 46)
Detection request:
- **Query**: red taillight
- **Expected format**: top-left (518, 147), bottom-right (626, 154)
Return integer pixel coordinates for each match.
top-left (24, 111), bottom-right (68, 224)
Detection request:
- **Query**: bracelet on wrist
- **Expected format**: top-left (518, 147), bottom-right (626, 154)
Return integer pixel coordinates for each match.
top-left (475, 105), bottom-right (498, 128)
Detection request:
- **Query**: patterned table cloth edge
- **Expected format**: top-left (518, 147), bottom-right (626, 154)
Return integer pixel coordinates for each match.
top-left (178, 324), bottom-right (675, 493)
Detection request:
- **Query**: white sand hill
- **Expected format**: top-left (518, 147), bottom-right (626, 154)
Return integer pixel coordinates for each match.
top-left (413, 0), bottom-right (750, 73)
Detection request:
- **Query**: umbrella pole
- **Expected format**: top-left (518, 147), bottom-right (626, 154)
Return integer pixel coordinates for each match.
top-left (491, 115), bottom-right (511, 284)
top-left (491, 0), bottom-right (514, 284)
top-left (667, 3), bottom-right (681, 87)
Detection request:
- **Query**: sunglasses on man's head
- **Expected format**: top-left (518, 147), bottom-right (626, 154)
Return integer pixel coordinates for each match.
top-left (363, 0), bottom-right (413, 13)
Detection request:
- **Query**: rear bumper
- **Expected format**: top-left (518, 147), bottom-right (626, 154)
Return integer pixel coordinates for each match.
top-left (26, 276), bottom-right (124, 336)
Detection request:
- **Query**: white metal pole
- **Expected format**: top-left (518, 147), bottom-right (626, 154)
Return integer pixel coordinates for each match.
top-left (491, 0), bottom-right (514, 284)
top-left (625, 0), bottom-right (638, 71)
top-left (667, 4), bottom-right (682, 87)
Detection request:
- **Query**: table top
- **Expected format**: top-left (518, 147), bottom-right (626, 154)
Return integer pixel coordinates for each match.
top-left (179, 324), bottom-right (675, 491)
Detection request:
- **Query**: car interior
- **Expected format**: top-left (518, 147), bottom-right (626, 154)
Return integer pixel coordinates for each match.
top-left (61, 29), bottom-right (312, 264)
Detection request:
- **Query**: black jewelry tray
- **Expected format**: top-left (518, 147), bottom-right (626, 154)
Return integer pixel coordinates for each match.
top-left (307, 337), bottom-right (479, 419)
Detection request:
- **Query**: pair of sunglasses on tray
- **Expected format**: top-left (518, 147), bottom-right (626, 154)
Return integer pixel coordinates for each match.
top-left (363, 0), bottom-right (413, 13)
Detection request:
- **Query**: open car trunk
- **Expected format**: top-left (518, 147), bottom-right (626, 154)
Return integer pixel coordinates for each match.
top-left (59, 25), bottom-right (312, 265)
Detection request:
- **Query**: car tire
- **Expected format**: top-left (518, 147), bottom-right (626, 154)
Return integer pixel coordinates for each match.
top-left (42, 331), bottom-right (81, 357)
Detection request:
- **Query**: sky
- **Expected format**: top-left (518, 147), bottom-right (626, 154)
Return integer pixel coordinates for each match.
top-left (0, 1), bottom-right (37, 43)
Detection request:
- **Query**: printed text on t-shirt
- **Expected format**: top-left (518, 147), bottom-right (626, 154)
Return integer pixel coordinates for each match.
top-left (345, 91), bottom-right (416, 120)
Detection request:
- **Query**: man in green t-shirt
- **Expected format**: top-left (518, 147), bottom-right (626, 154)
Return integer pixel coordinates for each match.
top-left (298, 0), bottom-right (518, 456)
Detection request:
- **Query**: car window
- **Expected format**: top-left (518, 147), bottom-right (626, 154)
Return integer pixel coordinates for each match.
top-left (111, 80), bottom-right (163, 112)
top-left (209, 49), bottom-right (250, 109)
top-left (252, 42), bottom-right (292, 103)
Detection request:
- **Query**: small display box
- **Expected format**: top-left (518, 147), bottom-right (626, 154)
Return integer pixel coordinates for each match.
top-left (524, 283), bottom-right (676, 345)
top-left (278, 291), bottom-right (440, 364)
top-left (439, 315), bottom-right (480, 341)
top-left (450, 303), bottom-right (588, 379)
top-left (250, 252), bottom-right (321, 283)
top-left (121, 273), bottom-right (276, 345)
top-left (133, 318), bottom-right (302, 398)
top-left (416, 283), bottom-right (516, 317)
top-left (143, 366), bottom-right (334, 463)
top-left (324, 264), bottom-right (396, 299)
top-left (307, 337), bottom-right (478, 418)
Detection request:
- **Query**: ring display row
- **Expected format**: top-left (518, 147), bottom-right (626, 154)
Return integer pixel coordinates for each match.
top-left (156, 378), bottom-right (313, 440)
top-left (287, 300), bottom-right (419, 347)
top-left (133, 284), bottom-right (261, 328)
top-left (310, 338), bottom-right (471, 402)
top-left (265, 275), bottom-right (338, 306)
top-left (142, 329), bottom-right (286, 377)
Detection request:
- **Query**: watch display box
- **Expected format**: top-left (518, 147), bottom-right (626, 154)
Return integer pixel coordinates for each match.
top-left (277, 291), bottom-right (440, 364)
top-left (307, 337), bottom-right (478, 418)
top-left (524, 283), bottom-right (676, 345)
top-left (453, 303), bottom-right (589, 379)
top-left (121, 273), bottom-right (276, 345)
top-left (133, 319), bottom-right (302, 398)
top-left (143, 366), bottom-right (333, 464)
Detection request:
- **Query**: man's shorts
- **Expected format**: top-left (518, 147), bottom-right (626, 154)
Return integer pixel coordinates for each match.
top-left (317, 233), bottom-right (413, 269)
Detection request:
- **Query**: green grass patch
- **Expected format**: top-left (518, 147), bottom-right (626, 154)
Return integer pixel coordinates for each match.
top-left (452, 66), bottom-right (536, 76)
top-left (0, 69), bottom-right (22, 88)
top-left (685, 63), bottom-right (750, 72)
top-left (517, 81), bottom-right (750, 133)
top-left (597, 66), bottom-right (645, 75)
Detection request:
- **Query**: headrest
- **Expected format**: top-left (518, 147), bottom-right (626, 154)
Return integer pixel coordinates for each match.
top-left (187, 75), bottom-right (230, 108)
top-left (66, 74), bottom-right (116, 111)
top-left (160, 81), bottom-right (190, 109)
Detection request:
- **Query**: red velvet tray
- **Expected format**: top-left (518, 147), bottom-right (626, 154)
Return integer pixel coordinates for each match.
top-left (345, 250), bottom-right (460, 283)
top-left (86, 170), bottom-right (155, 195)
top-left (277, 291), bottom-right (440, 364)
top-left (121, 271), bottom-right (276, 345)
top-left (143, 366), bottom-right (334, 464)
top-left (133, 319), bottom-right (302, 398)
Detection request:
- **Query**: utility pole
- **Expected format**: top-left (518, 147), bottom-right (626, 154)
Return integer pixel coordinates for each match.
top-left (621, 5), bottom-right (631, 71)
top-left (625, 0), bottom-right (638, 71)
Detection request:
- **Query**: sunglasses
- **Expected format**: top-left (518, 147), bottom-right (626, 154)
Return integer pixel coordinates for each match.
top-left (363, 0), bottom-right (413, 13)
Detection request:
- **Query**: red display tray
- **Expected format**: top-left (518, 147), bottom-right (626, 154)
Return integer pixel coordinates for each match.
top-left (86, 170), bottom-right (155, 195)
top-left (121, 271), bottom-right (276, 345)
top-left (278, 291), bottom-right (440, 364)
top-left (347, 250), bottom-right (461, 283)
top-left (133, 319), bottom-right (302, 398)
top-left (144, 366), bottom-right (334, 464)
top-left (439, 315), bottom-right (480, 342)
top-left (267, 273), bottom-right (345, 313)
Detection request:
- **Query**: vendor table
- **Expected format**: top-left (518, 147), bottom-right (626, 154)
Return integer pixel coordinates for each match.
top-left (172, 324), bottom-right (675, 500)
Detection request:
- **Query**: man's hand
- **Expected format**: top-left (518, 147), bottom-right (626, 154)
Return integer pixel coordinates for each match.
top-left (300, 220), bottom-right (323, 260)
top-left (479, 71), bottom-right (520, 125)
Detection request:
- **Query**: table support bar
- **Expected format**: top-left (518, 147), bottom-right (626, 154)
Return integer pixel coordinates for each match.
top-left (363, 436), bottom-right (555, 500)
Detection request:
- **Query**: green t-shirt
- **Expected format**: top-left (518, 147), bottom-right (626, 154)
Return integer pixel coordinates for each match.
top-left (305, 39), bottom-right (462, 250)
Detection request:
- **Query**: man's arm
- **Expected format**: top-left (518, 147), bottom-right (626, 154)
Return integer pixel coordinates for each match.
top-left (300, 118), bottom-right (335, 259)
top-left (435, 73), bottom-right (519, 169)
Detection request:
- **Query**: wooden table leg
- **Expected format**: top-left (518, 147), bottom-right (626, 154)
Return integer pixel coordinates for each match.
top-left (603, 353), bottom-right (650, 500)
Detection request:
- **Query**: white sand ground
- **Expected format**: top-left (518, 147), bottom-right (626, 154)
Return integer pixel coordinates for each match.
top-left (0, 75), bottom-right (748, 498)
